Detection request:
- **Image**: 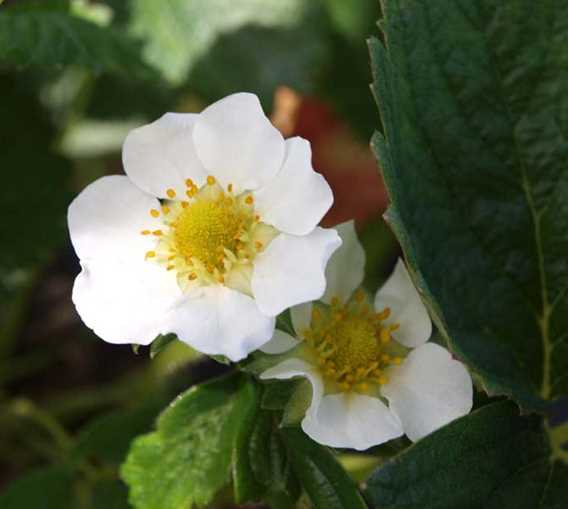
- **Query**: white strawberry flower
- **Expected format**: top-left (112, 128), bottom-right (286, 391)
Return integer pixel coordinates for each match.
top-left (68, 93), bottom-right (341, 361)
top-left (260, 221), bottom-right (472, 450)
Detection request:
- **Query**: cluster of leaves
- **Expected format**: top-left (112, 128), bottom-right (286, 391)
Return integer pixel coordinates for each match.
top-left (1, 0), bottom-right (567, 508)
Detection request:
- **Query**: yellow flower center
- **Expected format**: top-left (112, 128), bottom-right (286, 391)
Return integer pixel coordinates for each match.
top-left (141, 176), bottom-right (277, 293)
top-left (173, 197), bottom-right (246, 271)
top-left (302, 291), bottom-right (405, 393)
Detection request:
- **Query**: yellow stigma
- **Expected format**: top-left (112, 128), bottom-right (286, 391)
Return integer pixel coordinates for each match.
top-left (173, 197), bottom-right (245, 270)
top-left (301, 295), bottom-right (406, 393)
top-left (140, 176), bottom-right (278, 293)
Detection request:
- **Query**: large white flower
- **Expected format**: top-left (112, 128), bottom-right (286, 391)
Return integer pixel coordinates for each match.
top-left (261, 221), bottom-right (472, 450)
top-left (69, 93), bottom-right (340, 361)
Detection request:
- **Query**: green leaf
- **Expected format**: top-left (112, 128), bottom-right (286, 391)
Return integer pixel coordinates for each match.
top-left (149, 334), bottom-right (178, 359)
top-left (232, 392), bottom-right (265, 504)
top-left (281, 379), bottom-right (313, 427)
top-left (282, 428), bottom-right (368, 509)
top-left (121, 374), bottom-right (258, 509)
top-left (0, 466), bottom-right (77, 509)
top-left (129, 0), bottom-right (323, 89)
top-left (364, 401), bottom-right (567, 509)
top-left (369, 0), bottom-right (568, 410)
top-left (0, 9), bottom-right (155, 78)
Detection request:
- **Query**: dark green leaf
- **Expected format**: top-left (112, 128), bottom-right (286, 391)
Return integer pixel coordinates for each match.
top-left (276, 308), bottom-right (296, 337)
top-left (121, 374), bottom-right (257, 509)
top-left (187, 18), bottom-right (328, 106)
top-left (73, 401), bottom-right (163, 465)
top-left (369, 0), bottom-right (568, 410)
top-left (0, 10), bottom-right (155, 78)
top-left (282, 428), bottom-right (368, 509)
top-left (0, 75), bottom-right (71, 357)
top-left (261, 380), bottom-right (301, 410)
top-left (365, 401), bottom-right (567, 509)
top-left (0, 466), bottom-right (77, 509)
top-left (91, 480), bottom-right (130, 509)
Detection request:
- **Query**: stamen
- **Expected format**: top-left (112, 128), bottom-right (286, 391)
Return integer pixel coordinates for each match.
top-left (150, 209), bottom-right (160, 218)
top-left (227, 183), bottom-right (233, 193)
top-left (245, 195), bottom-right (254, 205)
top-left (152, 230), bottom-right (163, 236)
top-left (145, 251), bottom-right (156, 259)
top-left (141, 230), bottom-right (151, 235)
top-left (166, 188), bottom-right (176, 199)
top-left (207, 176), bottom-right (216, 185)
top-left (161, 205), bottom-right (170, 215)
top-left (185, 178), bottom-right (195, 188)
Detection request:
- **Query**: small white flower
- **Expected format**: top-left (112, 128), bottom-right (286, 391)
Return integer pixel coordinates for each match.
top-left (69, 93), bottom-right (340, 361)
top-left (261, 221), bottom-right (472, 450)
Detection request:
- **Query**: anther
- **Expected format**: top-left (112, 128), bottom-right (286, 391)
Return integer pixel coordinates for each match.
top-left (245, 195), bottom-right (254, 205)
top-left (145, 251), bottom-right (156, 259)
top-left (152, 230), bottom-right (163, 236)
top-left (140, 230), bottom-right (151, 235)
top-left (166, 188), bottom-right (176, 198)
top-left (150, 209), bottom-right (160, 218)
top-left (161, 205), bottom-right (170, 215)
top-left (255, 241), bottom-right (263, 251)
top-left (188, 273), bottom-right (197, 280)
top-left (207, 176), bottom-right (216, 185)
top-left (227, 183), bottom-right (233, 193)
top-left (181, 201), bottom-right (189, 208)
top-left (185, 178), bottom-right (194, 188)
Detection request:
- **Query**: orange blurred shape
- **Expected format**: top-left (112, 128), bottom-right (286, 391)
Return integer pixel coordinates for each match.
top-left (271, 87), bottom-right (387, 227)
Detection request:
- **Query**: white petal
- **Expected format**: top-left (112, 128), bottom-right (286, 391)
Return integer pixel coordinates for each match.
top-left (374, 258), bottom-right (432, 348)
top-left (291, 302), bottom-right (312, 337)
top-left (123, 113), bottom-right (207, 199)
top-left (72, 258), bottom-right (181, 345)
top-left (252, 228), bottom-right (342, 316)
top-left (260, 329), bottom-right (299, 354)
top-left (260, 358), bottom-right (324, 417)
top-left (381, 343), bottom-right (473, 442)
top-left (192, 93), bottom-right (285, 191)
top-left (253, 137), bottom-right (333, 235)
top-left (68, 175), bottom-right (162, 263)
top-left (302, 393), bottom-right (403, 450)
top-left (322, 221), bottom-right (366, 305)
top-left (168, 285), bottom-right (275, 362)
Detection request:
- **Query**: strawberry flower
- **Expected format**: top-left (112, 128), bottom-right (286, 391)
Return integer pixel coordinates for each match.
top-left (261, 221), bottom-right (472, 449)
top-left (69, 93), bottom-right (340, 361)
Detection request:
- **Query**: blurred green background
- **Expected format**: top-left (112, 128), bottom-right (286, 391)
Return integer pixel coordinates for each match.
top-left (0, 0), bottom-right (400, 506)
